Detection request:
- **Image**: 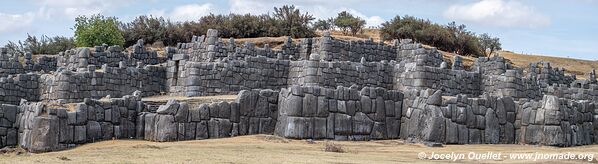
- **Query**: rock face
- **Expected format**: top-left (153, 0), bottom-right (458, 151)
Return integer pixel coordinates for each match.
top-left (276, 86), bottom-right (402, 140)
top-left (2, 28), bottom-right (598, 153)
top-left (143, 89), bottom-right (279, 141)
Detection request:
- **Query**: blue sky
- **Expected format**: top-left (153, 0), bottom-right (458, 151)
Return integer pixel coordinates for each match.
top-left (0, 0), bottom-right (597, 60)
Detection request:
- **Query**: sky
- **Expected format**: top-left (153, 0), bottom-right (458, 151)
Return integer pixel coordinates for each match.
top-left (0, 0), bottom-right (597, 60)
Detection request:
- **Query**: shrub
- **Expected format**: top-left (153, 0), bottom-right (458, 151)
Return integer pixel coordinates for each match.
top-left (4, 34), bottom-right (75, 55)
top-left (479, 33), bottom-right (502, 56)
top-left (120, 15), bottom-right (171, 47)
top-left (313, 19), bottom-right (334, 31)
top-left (323, 142), bottom-right (345, 153)
top-left (272, 5), bottom-right (315, 38)
top-left (334, 11), bottom-right (366, 36)
top-left (74, 14), bottom-right (125, 47)
top-left (380, 15), bottom-right (491, 57)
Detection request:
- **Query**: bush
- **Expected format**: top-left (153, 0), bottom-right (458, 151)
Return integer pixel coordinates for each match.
top-left (334, 11), bottom-right (366, 36)
top-left (313, 19), bottom-right (334, 31)
top-left (120, 16), bottom-right (171, 47)
top-left (74, 14), bottom-right (125, 47)
top-left (380, 15), bottom-right (489, 57)
top-left (479, 33), bottom-right (502, 56)
top-left (115, 5), bottom-right (316, 47)
top-left (4, 34), bottom-right (75, 55)
top-left (272, 5), bottom-right (315, 38)
top-left (323, 142), bottom-right (345, 153)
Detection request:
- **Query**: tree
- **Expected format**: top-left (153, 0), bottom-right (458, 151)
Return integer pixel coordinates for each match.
top-left (479, 33), bottom-right (502, 56)
top-left (349, 18), bottom-right (366, 36)
top-left (120, 15), bottom-right (172, 47)
top-left (272, 5), bottom-right (315, 38)
top-left (334, 11), bottom-right (365, 35)
top-left (74, 14), bottom-right (125, 47)
top-left (380, 15), bottom-right (486, 57)
top-left (313, 19), bottom-right (334, 31)
top-left (334, 11), bottom-right (351, 34)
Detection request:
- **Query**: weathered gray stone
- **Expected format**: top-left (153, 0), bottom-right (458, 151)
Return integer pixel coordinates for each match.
top-left (27, 116), bottom-right (60, 153)
top-left (386, 117), bottom-right (400, 139)
top-left (196, 121), bottom-right (208, 139)
top-left (174, 102), bottom-right (189, 122)
top-left (334, 113), bottom-right (352, 135)
top-left (352, 112), bottom-right (373, 135)
top-left (426, 90), bottom-right (442, 106)
top-left (156, 100), bottom-right (179, 115)
top-left (156, 115), bottom-right (177, 141)
top-left (74, 125), bottom-right (87, 143)
top-left (285, 95), bottom-right (303, 116)
top-left (360, 96), bottom-right (372, 113)
top-left (421, 117), bottom-right (445, 143)
top-left (281, 116), bottom-right (310, 139)
top-left (198, 104), bottom-right (210, 120)
top-left (316, 96), bottom-right (329, 117)
top-left (543, 125), bottom-right (564, 146)
top-left (86, 121), bottom-right (101, 141)
top-left (485, 109), bottom-right (500, 144)
top-left (303, 94), bottom-right (317, 117)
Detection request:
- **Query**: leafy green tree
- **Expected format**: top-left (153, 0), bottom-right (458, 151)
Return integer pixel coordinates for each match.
top-left (479, 33), bottom-right (502, 56)
top-left (349, 18), bottom-right (365, 35)
top-left (334, 11), bottom-right (359, 35)
top-left (73, 14), bottom-right (125, 47)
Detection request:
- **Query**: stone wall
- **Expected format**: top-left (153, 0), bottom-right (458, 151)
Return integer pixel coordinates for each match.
top-left (178, 56), bottom-right (289, 96)
top-left (0, 104), bottom-right (18, 148)
top-left (178, 29), bottom-right (299, 62)
top-left (395, 39), bottom-right (444, 67)
top-left (275, 85), bottom-right (403, 140)
top-left (519, 95), bottom-right (597, 146)
top-left (0, 74), bottom-right (40, 105)
top-left (18, 93), bottom-right (142, 153)
top-left (40, 65), bottom-right (165, 103)
top-left (142, 89), bottom-right (279, 141)
top-left (310, 33), bottom-right (396, 62)
top-left (395, 63), bottom-right (482, 96)
top-left (401, 89), bottom-right (516, 144)
top-left (58, 45), bottom-right (166, 71)
top-left (288, 57), bottom-right (395, 90)
top-left (29, 56), bottom-right (58, 72)
top-left (0, 53), bottom-right (25, 77)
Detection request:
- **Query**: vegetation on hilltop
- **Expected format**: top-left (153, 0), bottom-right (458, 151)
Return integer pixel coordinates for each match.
top-left (4, 34), bottom-right (75, 55)
top-left (73, 15), bottom-right (125, 47)
top-left (3, 4), bottom-right (502, 59)
top-left (380, 15), bottom-right (501, 57)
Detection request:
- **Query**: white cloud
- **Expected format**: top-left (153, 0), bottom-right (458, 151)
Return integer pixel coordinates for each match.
top-left (35, 0), bottom-right (126, 19)
top-left (337, 8), bottom-right (384, 27)
top-left (443, 0), bottom-right (550, 28)
top-left (229, 0), bottom-right (272, 15)
top-left (170, 3), bottom-right (214, 22)
top-left (228, 0), bottom-right (383, 27)
top-left (150, 3), bottom-right (214, 22)
top-left (0, 12), bottom-right (35, 33)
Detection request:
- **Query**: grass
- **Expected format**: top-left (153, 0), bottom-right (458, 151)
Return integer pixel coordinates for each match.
top-left (498, 51), bottom-right (598, 77)
top-left (1, 135), bottom-right (597, 163)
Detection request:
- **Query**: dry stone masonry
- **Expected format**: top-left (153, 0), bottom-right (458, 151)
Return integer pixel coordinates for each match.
top-left (1, 29), bottom-right (598, 152)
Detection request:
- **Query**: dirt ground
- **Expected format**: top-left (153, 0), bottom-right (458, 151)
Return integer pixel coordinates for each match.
top-left (1, 134), bottom-right (597, 164)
